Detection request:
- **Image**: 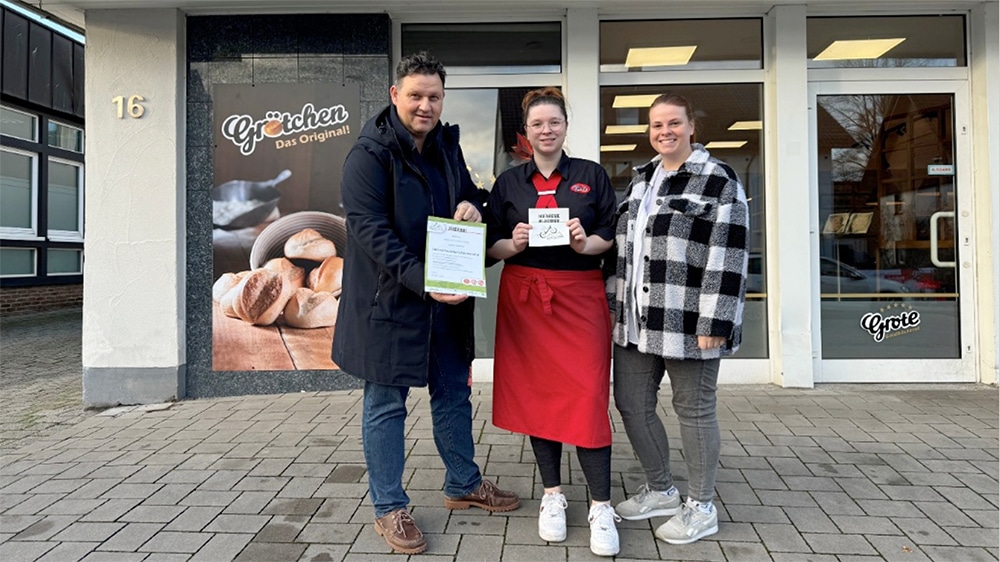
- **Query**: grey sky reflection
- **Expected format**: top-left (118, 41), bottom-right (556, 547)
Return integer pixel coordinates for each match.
top-left (444, 89), bottom-right (498, 189)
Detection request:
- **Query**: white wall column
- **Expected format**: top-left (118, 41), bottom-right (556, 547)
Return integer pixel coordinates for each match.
top-left (82, 9), bottom-right (186, 406)
top-left (564, 7), bottom-right (600, 162)
top-left (970, 0), bottom-right (1000, 385)
top-left (765, 5), bottom-right (815, 387)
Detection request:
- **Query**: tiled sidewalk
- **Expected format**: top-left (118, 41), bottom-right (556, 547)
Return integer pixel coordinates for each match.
top-left (0, 309), bottom-right (87, 452)
top-left (0, 383), bottom-right (997, 561)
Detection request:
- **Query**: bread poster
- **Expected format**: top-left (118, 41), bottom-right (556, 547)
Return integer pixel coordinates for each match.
top-left (211, 83), bottom-right (358, 371)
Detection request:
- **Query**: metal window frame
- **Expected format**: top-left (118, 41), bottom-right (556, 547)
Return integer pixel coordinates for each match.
top-left (0, 246), bottom-right (38, 278)
top-left (46, 155), bottom-right (84, 242)
top-left (0, 146), bottom-right (40, 240)
top-left (46, 247), bottom-right (83, 276)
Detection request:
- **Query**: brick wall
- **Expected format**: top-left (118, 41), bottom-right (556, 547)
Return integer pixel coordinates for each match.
top-left (0, 284), bottom-right (83, 316)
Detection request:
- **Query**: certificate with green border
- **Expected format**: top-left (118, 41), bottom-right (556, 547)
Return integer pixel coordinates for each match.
top-left (424, 217), bottom-right (488, 298)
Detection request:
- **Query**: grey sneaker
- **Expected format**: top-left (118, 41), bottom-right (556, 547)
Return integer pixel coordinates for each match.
top-left (654, 499), bottom-right (718, 545)
top-left (615, 484), bottom-right (682, 521)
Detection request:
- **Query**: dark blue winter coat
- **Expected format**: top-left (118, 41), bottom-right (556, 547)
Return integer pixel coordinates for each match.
top-left (332, 105), bottom-right (485, 387)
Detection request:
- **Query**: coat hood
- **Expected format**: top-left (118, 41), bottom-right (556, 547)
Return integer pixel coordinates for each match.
top-left (359, 105), bottom-right (462, 156)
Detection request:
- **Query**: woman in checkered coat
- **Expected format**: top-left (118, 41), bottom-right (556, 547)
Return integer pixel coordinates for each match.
top-left (607, 94), bottom-right (750, 545)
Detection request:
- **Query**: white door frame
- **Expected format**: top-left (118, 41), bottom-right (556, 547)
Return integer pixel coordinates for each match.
top-left (808, 80), bottom-right (976, 383)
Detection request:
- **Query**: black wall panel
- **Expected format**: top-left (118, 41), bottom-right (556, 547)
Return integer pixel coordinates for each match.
top-left (51, 33), bottom-right (73, 114)
top-left (27, 22), bottom-right (52, 107)
top-left (72, 43), bottom-right (84, 118)
top-left (1, 7), bottom-right (83, 120)
top-left (2, 10), bottom-right (29, 98)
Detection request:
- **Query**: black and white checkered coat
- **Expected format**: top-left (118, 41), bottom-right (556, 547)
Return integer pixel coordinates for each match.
top-left (606, 144), bottom-right (750, 360)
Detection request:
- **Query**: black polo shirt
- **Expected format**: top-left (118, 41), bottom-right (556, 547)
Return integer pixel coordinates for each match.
top-left (485, 153), bottom-right (617, 271)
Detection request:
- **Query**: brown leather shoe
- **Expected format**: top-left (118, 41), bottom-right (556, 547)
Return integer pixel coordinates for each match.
top-left (374, 508), bottom-right (426, 554)
top-left (444, 479), bottom-right (520, 512)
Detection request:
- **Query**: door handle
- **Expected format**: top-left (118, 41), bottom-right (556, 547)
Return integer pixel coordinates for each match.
top-left (930, 211), bottom-right (955, 267)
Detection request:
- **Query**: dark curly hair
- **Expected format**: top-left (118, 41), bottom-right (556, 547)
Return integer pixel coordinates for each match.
top-left (395, 51), bottom-right (447, 87)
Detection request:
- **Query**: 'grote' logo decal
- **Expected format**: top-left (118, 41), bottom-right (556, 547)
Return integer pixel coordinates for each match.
top-left (860, 303), bottom-right (921, 342)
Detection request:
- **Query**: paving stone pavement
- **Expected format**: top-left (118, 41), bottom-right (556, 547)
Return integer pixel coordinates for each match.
top-left (1, 311), bottom-right (998, 561)
top-left (1, 309), bottom-right (90, 452)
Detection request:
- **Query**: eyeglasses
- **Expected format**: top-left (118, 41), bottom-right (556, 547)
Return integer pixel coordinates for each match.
top-left (526, 119), bottom-right (566, 132)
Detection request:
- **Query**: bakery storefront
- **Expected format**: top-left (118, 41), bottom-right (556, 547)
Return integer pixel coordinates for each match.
top-left (57, 0), bottom-right (997, 406)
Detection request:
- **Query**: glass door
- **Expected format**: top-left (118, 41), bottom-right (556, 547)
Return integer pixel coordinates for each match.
top-left (810, 81), bottom-right (974, 382)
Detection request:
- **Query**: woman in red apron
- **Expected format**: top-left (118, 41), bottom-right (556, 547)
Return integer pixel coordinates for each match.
top-left (484, 87), bottom-right (619, 557)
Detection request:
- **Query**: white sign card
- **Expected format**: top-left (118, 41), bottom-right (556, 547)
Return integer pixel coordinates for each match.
top-left (927, 164), bottom-right (955, 176)
top-left (528, 207), bottom-right (570, 247)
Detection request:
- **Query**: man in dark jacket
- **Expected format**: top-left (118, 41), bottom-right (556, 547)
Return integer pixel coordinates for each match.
top-left (332, 52), bottom-right (519, 555)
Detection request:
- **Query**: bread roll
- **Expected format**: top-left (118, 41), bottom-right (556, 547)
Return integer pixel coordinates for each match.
top-left (236, 269), bottom-right (287, 325)
top-left (264, 257), bottom-right (306, 309)
top-left (213, 271), bottom-right (249, 302)
top-left (284, 228), bottom-right (337, 261)
top-left (284, 288), bottom-right (339, 328)
top-left (264, 257), bottom-right (305, 290)
top-left (219, 280), bottom-right (245, 319)
top-left (308, 256), bottom-right (344, 296)
top-left (263, 119), bottom-right (283, 137)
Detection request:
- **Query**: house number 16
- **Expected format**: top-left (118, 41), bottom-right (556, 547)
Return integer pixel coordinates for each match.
top-left (112, 95), bottom-right (146, 119)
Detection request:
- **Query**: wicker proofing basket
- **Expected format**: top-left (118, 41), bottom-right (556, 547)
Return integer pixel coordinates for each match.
top-left (249, 211), bottom-right (348, 269)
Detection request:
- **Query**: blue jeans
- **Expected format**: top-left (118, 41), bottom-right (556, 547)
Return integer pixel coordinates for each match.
top-left (362, 314), bottom-right (482, 518)
top-left (612, 343), bottom-right (721, 503)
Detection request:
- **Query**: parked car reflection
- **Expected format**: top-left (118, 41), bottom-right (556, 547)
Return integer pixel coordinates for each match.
top-left (747, 255), bottom-right (910, 294)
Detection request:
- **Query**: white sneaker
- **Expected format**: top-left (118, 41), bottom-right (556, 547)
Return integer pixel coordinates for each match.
top-left (538, 492), bottom-right (568, 542)
top-left (615, 483), bottom-right (682, 520)
top-left (654, 498), bottom-right (718, 545)
top-left (588, 503), bottom-right (621, 556)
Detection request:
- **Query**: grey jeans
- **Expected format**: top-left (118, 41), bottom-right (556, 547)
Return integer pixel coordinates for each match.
top-left (612, 343), bottom-right (721, 502)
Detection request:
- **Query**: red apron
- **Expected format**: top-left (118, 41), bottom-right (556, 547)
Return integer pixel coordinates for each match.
top-left (492, 264), bottom-right (612, 448)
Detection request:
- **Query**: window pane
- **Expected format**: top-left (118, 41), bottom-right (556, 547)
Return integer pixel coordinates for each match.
top-left (402, 23), bottom-right (561, 74)
top-left (0, 248), bottom-right (36, 276)
top-left (444, 86), bottom-right (540, 357)
top-left (48, 121), bottom-right (84, 153)
top-left (0, 106), bottom-right (37, 141)
top-left (1, 150), bottom-right (34, 229)
top-left (48, 160), bottom-right (81, 232)
top-left (808, 16), bottom-right (966, 68)
top-left (599, 83), bottom-right (767, 358)
top-left (47, 248), bottom-right (82, 274)
top-left (600, 19), bottom-right (762, 72)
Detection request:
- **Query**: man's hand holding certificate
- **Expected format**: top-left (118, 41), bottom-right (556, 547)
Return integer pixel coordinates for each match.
top-left (425, 217), bottom-right (488, 298)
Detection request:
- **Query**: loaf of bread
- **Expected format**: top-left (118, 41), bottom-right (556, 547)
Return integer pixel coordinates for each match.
top-left (283, 287), bottom-right (339, 328)
top-left (213, 271), bottom-right (249, 302)
top-left (235, 269), bottom-right (288, 326)
top-left (307, 256), bottom-right (344, 296)
top-left (284, 228), bottom-right (337, 261)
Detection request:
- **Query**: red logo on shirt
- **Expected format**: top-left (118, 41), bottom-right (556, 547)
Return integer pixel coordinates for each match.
top-left (570, 183), bottom-right (591, 194)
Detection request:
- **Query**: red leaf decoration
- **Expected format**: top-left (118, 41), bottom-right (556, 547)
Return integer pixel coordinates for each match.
top-left (511, 131), bottom-right (533, 162)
